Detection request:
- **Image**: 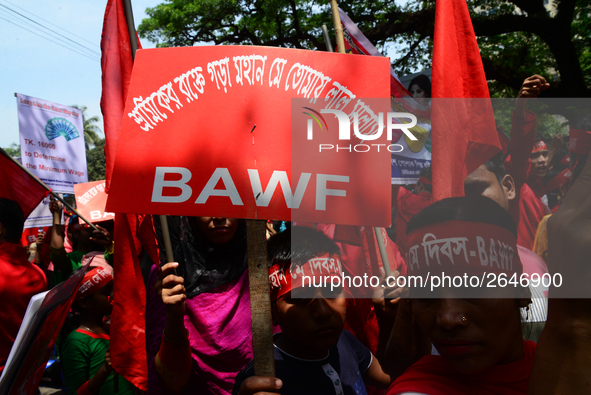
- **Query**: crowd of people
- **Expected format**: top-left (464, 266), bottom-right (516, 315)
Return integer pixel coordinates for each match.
top-left (0, 74), bottom-right (590, 395)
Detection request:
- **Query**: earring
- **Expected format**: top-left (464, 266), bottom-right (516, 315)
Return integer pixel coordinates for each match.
top-left (461, 316), bottom-right (468, 323)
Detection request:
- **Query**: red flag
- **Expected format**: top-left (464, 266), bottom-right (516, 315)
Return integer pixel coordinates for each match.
top-left (338, 7), bottom-right (410, 99)
top-left (100, 0), bottom-right (141, 193)
top-left (431, 0), bottom-right (501, 201)
top-left (100, 0), bottom-right (150, 390)
top-left (0, 151), bottom-right (47, 217)
top-left (110, 213), bottom-right (151, 391)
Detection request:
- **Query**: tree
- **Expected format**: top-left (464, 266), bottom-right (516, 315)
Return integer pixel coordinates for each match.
top-left (86, 139), bottom-right (106, 182)
top-left (138, 0), bottom-right (591, 98)
top-left (2, 143), bottom-right (21, 158)
top-left (72, 105), bottom-right (102, 150)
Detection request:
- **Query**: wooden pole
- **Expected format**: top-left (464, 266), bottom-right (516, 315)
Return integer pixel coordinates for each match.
top-left (0, 148), bottom-right (99, 232)
top-left (374, 228), bottom-right (392, 277)
top-left (321, 24), bottom-right (334, 52)
top-left (329, 0), bottom-right (346, 54)
top-left (159, 215), bottom-right (175, 264)
top-left (246, 219), bottom-right (276, 377)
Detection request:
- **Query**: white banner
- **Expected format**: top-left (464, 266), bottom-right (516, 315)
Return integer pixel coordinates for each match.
top-left (17, 93), bottom-right (88, 193)
top-left (23, 196), bottom-right (53, 229)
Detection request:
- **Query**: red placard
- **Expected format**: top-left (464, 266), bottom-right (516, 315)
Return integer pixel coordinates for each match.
top-left (106, 46), bottom-right (391, 226)
top-left (74, 180), bottom-right (115, 223)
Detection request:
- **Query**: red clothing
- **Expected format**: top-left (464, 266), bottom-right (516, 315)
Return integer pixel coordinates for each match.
top-left (505, 110), bottom-right (548, 250)
top-left (388, 340), bottom-right (536, 395)
top-left (393, 186), bottom-right (432, 256)
top-left (0, 242), bottom-right (47, 373)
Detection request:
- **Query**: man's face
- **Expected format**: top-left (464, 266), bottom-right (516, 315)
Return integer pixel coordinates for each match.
top-left (411, 296), bottom-right (526, 374)
top-left (463, 165), bottom-right (514, 211)
top-left (195, 217), bottom-right (239, 244)
top-left (273, 285), bottom-right (346, 359)
top-left (530, 150), bottom-right (549, 178)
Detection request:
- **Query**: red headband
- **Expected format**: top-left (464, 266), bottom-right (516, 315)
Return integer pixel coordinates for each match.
top-left (75, 267), bottom-right (113, 300)
top-left (70, 223), bottom-right (89, 231)
top-left (544, 168), bottom-right (572, 194)
top-left (418, 176), bottom-right (432, 186)
top-left (532, 140), bottom-right (547, 153)
top-left (269, 253), bottom-right (342, 301)
top-left (569, 129), bottom-right (591, 155)
top-left (406, 221), bottom-right (522, 278)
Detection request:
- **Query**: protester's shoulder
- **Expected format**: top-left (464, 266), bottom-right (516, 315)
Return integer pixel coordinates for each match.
top-left (61, 329), bottom-right (90, 353)
top-left (338, 329), bottom-right (372, 367)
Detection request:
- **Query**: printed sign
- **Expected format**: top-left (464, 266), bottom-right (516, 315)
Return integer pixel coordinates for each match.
top-left (74, 180), bottom-right (115, 223)
top-left (17, 94), bottom-right (88, 193)
top-left (106, 46), bottom-right (393, 226)
top-left (23, 197), bottom-right (53, 229)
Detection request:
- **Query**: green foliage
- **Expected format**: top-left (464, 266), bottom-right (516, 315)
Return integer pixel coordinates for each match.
top-left (3, 143), bottom-right (21, 158)
top-left (137, 0), bottom-right (590, 99)
top-left (86, 139), bottom-right (106, 182)
top-left (72, 105), bottom-right (102, 150)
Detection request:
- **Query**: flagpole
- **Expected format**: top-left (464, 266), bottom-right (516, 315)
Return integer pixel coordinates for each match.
top-left (122, 0), bottom-right (138, 61)
top-left (0, 148), bottom-right (99, 232)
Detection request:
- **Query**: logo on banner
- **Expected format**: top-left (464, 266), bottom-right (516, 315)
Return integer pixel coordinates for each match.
top-left (303, 107), bottom-right (417, 153)
top-left (45, 118), bottom-right (80, 142)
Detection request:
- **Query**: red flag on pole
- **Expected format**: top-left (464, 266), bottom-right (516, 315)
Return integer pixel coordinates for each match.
top-left (100, 0), bottom-right (151, 391)
top-left (0, 152), bottom-right (47, 217)
top-left (431, 0), bottom-right (501, 201)
top-left (100, 0), bottom-right (141, 193)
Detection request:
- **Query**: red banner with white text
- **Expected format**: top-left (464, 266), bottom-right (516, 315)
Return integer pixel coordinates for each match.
top-left (106, 46), bottom-right (392, 226)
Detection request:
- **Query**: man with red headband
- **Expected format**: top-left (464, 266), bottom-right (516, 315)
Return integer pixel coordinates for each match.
top-left (234, 226), bottom-right (396, 395)
top-left (388, 196), bottom-right (536, 395)
top-left (0, 198), bottom-right (47, 375)
top-left (504, 75), bottom-right (551, 250)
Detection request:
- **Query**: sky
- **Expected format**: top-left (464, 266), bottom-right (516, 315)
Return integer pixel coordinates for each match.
top-left (0, 0), bottom-right (162, 149)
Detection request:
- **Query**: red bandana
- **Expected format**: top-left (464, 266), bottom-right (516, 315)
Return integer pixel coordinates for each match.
top-left (531, 140), bottom-right (547, 153)
top-left (268, 253), bottom-right (342, 301)
top-left (75, 267), bottom-right (113, 300)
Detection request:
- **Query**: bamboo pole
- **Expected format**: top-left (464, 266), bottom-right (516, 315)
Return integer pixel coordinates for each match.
top-left (329, 0), bottom-right (346, 54)
top-left (321, 24), bottom-right (334, 52)
top-left (246, 220), bottom-right (275, 377)
top-left (0, 148), bottom-right (99, 232)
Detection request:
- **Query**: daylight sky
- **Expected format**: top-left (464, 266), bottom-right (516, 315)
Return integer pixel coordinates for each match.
top-left (0, 0), bottom-right (162, 149)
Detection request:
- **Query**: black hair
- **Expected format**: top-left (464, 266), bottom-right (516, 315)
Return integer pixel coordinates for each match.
top-left (0, 198), bottom-right (25, 243)
top-left (267, 226), bottom-right (341, 272)
top-left (407, 195), bottom-right (517, 237)
top-left (483, 152), bottom-right (507, 184)
top-left (409, 74), bottom-right (432, 98)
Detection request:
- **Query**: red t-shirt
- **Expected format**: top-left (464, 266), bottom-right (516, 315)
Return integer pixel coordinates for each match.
top-left (505, 110), bottom-right (549, 250)
top-left (0, 242), bottom-right (47, 373)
